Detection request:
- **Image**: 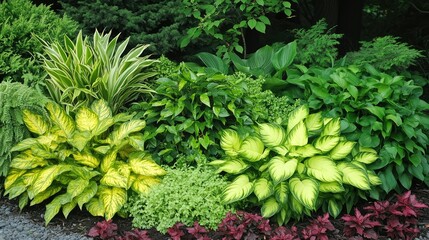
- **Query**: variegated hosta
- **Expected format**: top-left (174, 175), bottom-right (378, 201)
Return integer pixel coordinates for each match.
top-left (211, 105), bottom-right (381, 224)
top-left (4, 100), bottom-right (166, 224)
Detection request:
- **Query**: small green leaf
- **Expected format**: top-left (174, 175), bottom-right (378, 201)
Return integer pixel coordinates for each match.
top-left (261, 197), bottom-right (280, 218)
top-left (247, 19), bottom-right (257, 29)
top-left (255, 22), bottom-right (266, 33)
top-left (199, 93), bottom-right (211, 107)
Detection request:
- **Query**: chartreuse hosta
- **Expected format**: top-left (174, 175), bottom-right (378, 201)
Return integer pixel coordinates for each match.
top-left (211, 105), bottom-right (381, 224)
top-left (4, 100), bottom-right (166, 225)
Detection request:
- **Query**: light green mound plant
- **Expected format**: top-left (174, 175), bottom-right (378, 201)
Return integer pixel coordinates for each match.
top-left (4, 99), bottom-right (166, 224)
top-left (125, 165), bottom-right (234, 233)
top-left (0, 82), bottom-right (49, 178)
top-left (211, 105), bottom-right (381, 225)
top-left (41, 30), bottom-right (157, 114)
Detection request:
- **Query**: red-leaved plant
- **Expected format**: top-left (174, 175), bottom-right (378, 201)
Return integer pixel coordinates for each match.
top-left (301, 213), bottom-right (336, 240)
top-left (341, 208), bottom-right (382, 239)
top-left (167, 223), bottom-right (186, 240)
top-left (88, 220), bottom-right (118, 239)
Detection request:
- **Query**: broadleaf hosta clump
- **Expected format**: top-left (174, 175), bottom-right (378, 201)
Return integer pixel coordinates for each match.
top-left (4, 100), bottom-right (166, 224)
top-left (211, 105), bottom-right (381, 224)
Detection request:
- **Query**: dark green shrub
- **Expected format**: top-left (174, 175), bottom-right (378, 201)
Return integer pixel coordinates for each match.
top-left (125, 166), bottom-right (234, 233)
top-left (0, 82), bottom-right (49, 178)
top-left (0, 0), bottom-right (78, 87)
top-left (285, 64), bottom-right (429, 198)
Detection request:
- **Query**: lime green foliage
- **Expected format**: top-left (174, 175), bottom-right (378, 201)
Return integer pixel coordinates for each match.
top-left (0, 0), bottom-right (78, 87)
top-left (4, 100), bottom-right (165, 224)
top-left (125, 166), bottom-right (234, 233)
top-left (181, 0), bottom-right (294, 56)
top-left (41, 31), bottom-right (157, 114)
top-left (150, 56), bottom-right (179, 79)
top-left (59, 0), bottom-right (192, 55)
top-left (0, 82), bottom-right (49, 177)
top-left (212, 105), bottom-right (381, 224)
top-left (286, 64), bottom-right (429, 198)
top-left (293, 19), bottom-right (342, 67)
top-left (130, 64), bottom-right (264, 165)
top-left (345, 36), bottom-right (423, 71)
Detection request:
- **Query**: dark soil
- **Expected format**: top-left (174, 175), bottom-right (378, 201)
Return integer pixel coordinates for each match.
top-left (2, 183), bottom-right (429, 240)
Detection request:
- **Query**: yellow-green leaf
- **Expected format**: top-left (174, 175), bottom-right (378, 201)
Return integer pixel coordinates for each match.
top-left (305, 112), bottom-right (323, 133)
top-left (238, 136), bottom-right (268, 162)
top-left (76, 181), bottom-right (98, 209)
top-left (289, 144), bottom-right (321, 158)
top-left (258, 123), bottom-right (286, 148)
top-left (10, 138), bottom-right (39, 152)
top-left (101, 150), bottom-right (117, 173)
top-left (220, 129), bottom-right (241, 157)
top-left (86, 197), bottom-right (104, 217)
top-left (129, 156), bottom-right (166, 176)
top-left (30, 185), bottom-right (62, 206)
top-left (319, 182), bottom-right (345, 193)
top-left (68, 130), bottom-right (91, 151)
top-left (268, 156), bottom-right (298, 184)
top-left (91, 99), bottom-right (112, 121)
top-left (4, 169), bottom-right (26, 190)
top-left (10, 151), bottom-right (48, 169)
top-left (31, 165), bottom-right (72, 196)
top-left (367, 171), bottom-right (382, 185)
top-left (289, 177), bottom-right (319, 210)
top-left (100, 168), bottom-right (129, 189)
top-left (73, 152), bottom-right (99, 168)
top-left (128, 133), bottom-right (145, 151)
top-left (23, 110), bottom-right (49, 135)
top-left (290, 194), bottom-right (304, 215)
top-left (76, 107), bottom-right (99, 132)
top-left (67, 178), bottom-right (89, 198)
top-left (286, 121), bottom-right (308, 147)
top-left (321, 118), bottom-right (341, 136)
top-left (46, 102), bottom-right (75, 139)
top-left (261, 197), bottom-right (280, 218)
top-left (305, 156), bottom-right (342, 182)
top-left (337, 162), bottom-right (371, 190)
top-left (274, 182), bottom-right (288, 204)
top-left (44, 193), bottom-right (72, 224)
top-left (329, 141), bottom-right (356, 160)
top-left (254, 178), bottom-right (274, 201)
top-left (314, 135), bottom-right (340, 153)
top-left (222, 174), bottom-right (254, 204)
top-left (287, 105), bottom-right (309, 133)
top-left (111, 120), bottom-right (146, 146)
top-left (328, 199), bottom-right (342, 218)
top-left (131, 175), bottom-right (161, 194)
top-left (99, 186), bottom-right (127, 219)
top-left (93, 118), bottom-right (115, 136)
top-left (353, 152), bottom-right (378, 164)
top-left (62, 200), bottom-right (77, 218)
top-left (217, 159), bottom-right (249, 174)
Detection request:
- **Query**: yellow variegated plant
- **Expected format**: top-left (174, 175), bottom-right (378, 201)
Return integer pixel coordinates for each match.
top-left (211, 105), bottom-right (381, 224)
top-left (4, 100), bottom-right (165, 225)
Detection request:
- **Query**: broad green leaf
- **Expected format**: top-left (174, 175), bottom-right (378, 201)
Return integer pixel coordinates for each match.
top-left (19, 193), bottom-right (29, 210)
top-left (254, 178), bottom-right (274, 201)
top-left (321, 118), bottom-right (341, 136)
top-left (199, 93), bottom-right (211, 107)
top-left (272, 41), bottom-right (297, 70)
top-left (111, 120), bottom-right (146, 146)
top-left (99, 186), bottom-right (127, 219)
top-left (23, 110), bottom-right (48, 135)
top-left (269, 156), bottom-right (298, 184)
top-left (329, 141), bottom-right (356, 160)
top-left (305, 156), bottom-right (342, 182)
top-left (68, 130), bottom-right (91, 151)
top-left (319, 182), bottom-right (344, 193)
top-left (289, 145), bottom-right (321, 158)
top-left (248, 19), bottom-right (257, 29)
top-left (76, 181), bottom-right (98, 209)
top-left (93, 145), bottom-right (111, 155)
top-left (367, 172), bottom-right (381, 186)
top-left (21, 169), bottom-right (40, 187)
top-left (93, 118), bottom-right (115, 136)
top-left (258, 123), bottom-right (286, 148)
top-left (196, 52), bottom-right (228, 74)
top-left (217, 159), bottom-right (249, 174)
top-left (255, 21), bottom-right (266, 33)
top-left (31, 165), bottom-right (72, 196)
top-left (10, 138), bottom-right (39, 152)
top-left (62, 200), bottom-right (77, 218)
top-left (5, 182), bottom-right (27, 199)
top-left (337, 162), bottom-right (371, 190)
top-left (129, 156), bottom-right (166, 176)
top-left (287, 105), bottom-right (309, 133)
top-left (76, 107), bottom-right (99, 132)
top-left (131, 175), bottom-right (161, 194)
top-left (328, 199), bottom-right (342, 218)
top-left (274, 182), bottom-right (288, 204)
top-left (30, 185), bottom-right (62, 206)
top-left (67, 178), bottom-right (89, 198)
top-left (314, 136), bottom-right (340, 153)
top-left (289, 177), bottom-right (319, 210)
top-left (101, 150), bottom-right (117, 173)
top-left (100, 168), bottom-right (129, 189)
top-left (46, 102), bottom-right (75, 139)
top-left (10, 151), bottom-right (48, 169)
top-left (4, 169), bottom-right (26, 190)
top-left (365, 105), bottom-right (385, 120)
top-left (290, 195), bottom-right (304, 215)
top-left (91, 99), bottom-right (112, 121)
top-left (286, 122), bottom-right (308, 147)
top-left (238, 136), bottom-right (268, 162)
top-left (220, 129), bottom-right (241, 157)
top-left (73, 152), bottom-right (99, 168)
top-left (222, 175), bottom-right (254, 204)
top-left (305, 112), bottom-right (323, 133)
top-left (353, 152), bottom-right (378, 164)
top-left (86, 197), bottom-right (104, 217)
top-left (44, 197), bottom-right (62, 225)
top-left (261, 197), bottom-right (280, 218)
top-left (378, 165), bottom-right (397, 193)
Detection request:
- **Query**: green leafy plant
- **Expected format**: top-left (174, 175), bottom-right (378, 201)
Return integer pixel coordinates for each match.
top-left (0, 0), bottom-right (78, 87)
top-left (344, 36), bottom-right (423, 72)
top-left (181, 0), bottom-right (294, 56)
top-left (41, 30), bottom-right (157, 114)
top-left (211, 105), bottom-right (381, 224)
top-left (0, 82), bottom-right (49, 178)
top-left (130, 64), bottom-right (263, 165)
top-left (125, 166), bottom-right (234, 233)
top-left (4, 100), bottom-right (166, 224)
top-left (285, 64), bottom-right (429, 198)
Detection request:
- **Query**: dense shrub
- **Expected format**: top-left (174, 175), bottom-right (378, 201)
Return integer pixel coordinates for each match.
top-left (0, 0), bottom-right (78, 87)
top-left (0, 82), bottom-right (49, 178)
top-left (125, 166), bottom-right (234, 233)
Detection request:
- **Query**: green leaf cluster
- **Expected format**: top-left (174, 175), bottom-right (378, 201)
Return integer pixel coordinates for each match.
top-left (41, 30), bottom-right (157, 114)
top-left (124, 166), bottom-right (234, 233)
top-left (285, 64), bottom-right (429, 198)
top-left (0, 0), bottom-right (78, 87)
top-left (130, 64), bottom-right (263, 165)
top-left (212, 105), bottom-right (381, 224)
top-left (4, 100), bottom-right (166, 224)
top-left (345, 36), bottom-right (423, 72)
top-left (0, 82), bottom-right (49, 178)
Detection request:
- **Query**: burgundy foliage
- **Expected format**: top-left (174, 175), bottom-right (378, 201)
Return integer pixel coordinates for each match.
top-left (87, 220), bottom-right (118, 239)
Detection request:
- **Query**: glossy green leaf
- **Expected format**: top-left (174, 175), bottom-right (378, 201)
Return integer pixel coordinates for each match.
top-left (254, 178), bottom-right (274, 201)
top-left (305, 156), bottom-right (342, 182)
top-left (272, 41), bottom-right (297, 70)
top-left (220, 129), bottom-right (241, 157)
top-left (314, 136), bottom-right (340, 153)
top-left (289, 178), bottom-right (319, 210)
top-left (261, 197), bottom-right (280, 218)
top-left (329, 141), bottom-right (356, 160)
top-left (269, 156), bottom-right (298, 184)
top-left (258, 123), bottom-right (286, 148)
top-left (222, 175), bottom-right (254, 204)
